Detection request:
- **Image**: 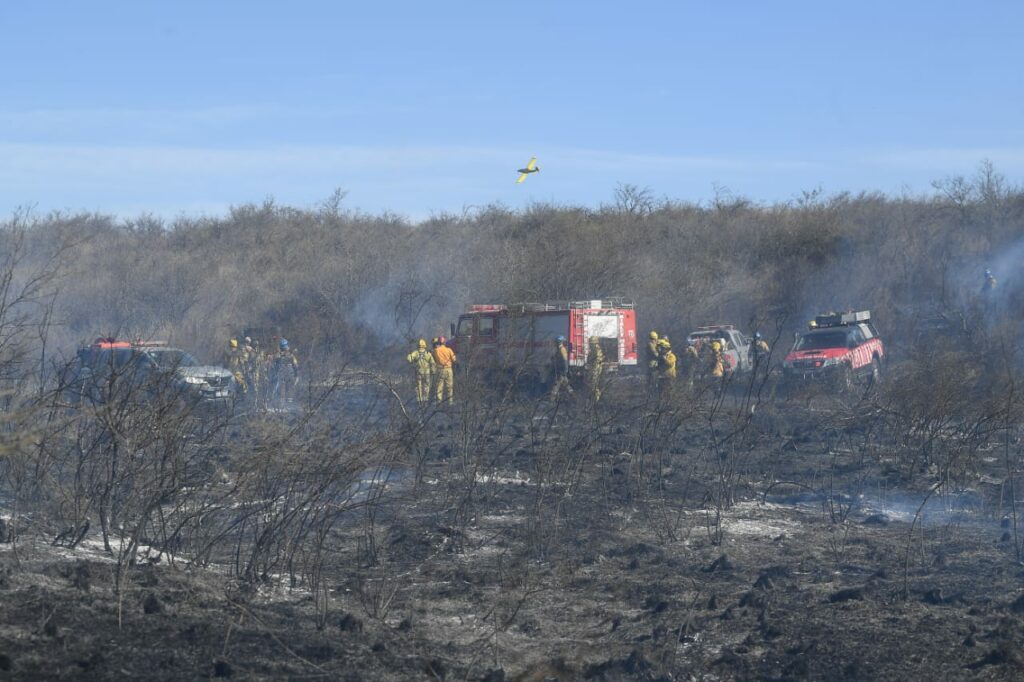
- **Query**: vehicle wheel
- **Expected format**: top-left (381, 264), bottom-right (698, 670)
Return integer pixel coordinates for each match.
top-left (869, 357), bottom-right (881, 386)
top-left (840, 364), bottom-right (854, 392)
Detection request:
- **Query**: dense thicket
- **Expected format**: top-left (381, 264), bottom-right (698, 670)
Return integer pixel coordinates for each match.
top-left (7, 161), bottom-right (1024, 368)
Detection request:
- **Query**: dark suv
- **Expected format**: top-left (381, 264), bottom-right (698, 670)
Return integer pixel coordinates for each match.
top-left (65, 339), bottom-right (237, 407)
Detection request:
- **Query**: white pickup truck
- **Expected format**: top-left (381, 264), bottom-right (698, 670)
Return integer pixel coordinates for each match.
top-left (686, 325), bottom-right (754, 375)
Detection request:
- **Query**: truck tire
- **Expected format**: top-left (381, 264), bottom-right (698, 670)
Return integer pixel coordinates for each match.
top-left (869, 357), bottom-right (882, 386)
top-left (840, 364), bottom-right (854, 392)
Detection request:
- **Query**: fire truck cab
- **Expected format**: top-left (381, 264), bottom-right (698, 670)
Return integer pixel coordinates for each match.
top-left (451, 298), bottom-right (638, 386)
top-left (783, 310), bottom-right (884, 389)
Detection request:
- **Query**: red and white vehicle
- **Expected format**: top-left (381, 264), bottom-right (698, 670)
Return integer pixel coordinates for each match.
top-left (451, 299), bottom-right (638, 384)
top-left (782, 310), bottom-right (885, 388)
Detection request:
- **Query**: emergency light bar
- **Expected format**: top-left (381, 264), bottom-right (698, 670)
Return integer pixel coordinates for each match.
top-left (815, 310), bottom-right (870, 328)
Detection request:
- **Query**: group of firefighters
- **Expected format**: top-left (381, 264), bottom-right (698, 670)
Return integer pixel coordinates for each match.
top-left (224, 336), bottom-right (300, 407)
top-left (406, 336), bottom-right (458, 405)
top-left (643, 330), bottom-right (770, 392)
top-left (405, 329), bottom-right (775, 406)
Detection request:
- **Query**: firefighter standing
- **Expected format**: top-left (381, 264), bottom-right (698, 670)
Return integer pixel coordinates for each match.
top-left (248, 339), bottom-right (265, 406)
top-left (645, 331), bottom-right (660, 385)
top-left (710, 340), bottom-right (725, 378)
top-left (550, 336), bottom-right (573, 398)
top-left (682, 339), bottom-right (699, 387)
top-left (225, 339), bottom-right (248, 393)
top-left (749, 332), bottom-right (770, 372)
top-left (433, 338), bottom-right (457, 404)
top-left (982, 268), bottom-right (998, 294)
top-left (269, 338), bottom-right (299, 405)
top-left (407, 339), bottom-right (436, 406)
top-left (585, 336), bottom-right (604, 402)
top-left (657, 339), bottom-right (677, 393)
top-left (242, 337), bottom-right (259, 399)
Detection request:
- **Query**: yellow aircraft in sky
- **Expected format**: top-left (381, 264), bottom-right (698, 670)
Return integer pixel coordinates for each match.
top-left (516, 157), bottom-right (539, 184)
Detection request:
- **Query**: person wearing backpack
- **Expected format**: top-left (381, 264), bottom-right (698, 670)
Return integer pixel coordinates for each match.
top-left (407, 339), bottom-right (436, 406)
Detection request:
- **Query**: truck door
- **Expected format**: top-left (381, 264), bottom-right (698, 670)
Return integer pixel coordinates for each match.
top-left (583, 313), bottom-right (621, 366)
top-left (476, 315), bottom-right (498, 364)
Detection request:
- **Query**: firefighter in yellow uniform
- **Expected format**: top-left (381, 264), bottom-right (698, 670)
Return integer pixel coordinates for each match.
top-left (586, 336), bottom-right (604, 402)
top-left (433, 340), bottom-right (457, 404)
top-left (225, 338), bottom-right (248, 393)
top-left (710, 340), bottom-right (725, 378)
top-left (682, 339), bottom-right (699, 387)
top-left (549, 336), bottom-right (573, 398)
top-left (657, 339), bottom-right (677, 394)
top-left (407, 339), bottom-right (436, 406)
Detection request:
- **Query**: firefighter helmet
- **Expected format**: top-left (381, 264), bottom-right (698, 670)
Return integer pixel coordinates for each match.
top-left (649, 331), bottom-right (658, 340)
top-left (418, 339), bottom-right (427, 349)
top-left (279, 338), bottom-right (289, 350)
top-left (230, 339), bottom-right (238, 349)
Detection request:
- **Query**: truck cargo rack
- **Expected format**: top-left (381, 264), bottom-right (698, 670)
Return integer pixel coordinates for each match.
top-left (815, 310), bottom-right (871, 328)
top-left (471, 298), bottom-right (635, 313)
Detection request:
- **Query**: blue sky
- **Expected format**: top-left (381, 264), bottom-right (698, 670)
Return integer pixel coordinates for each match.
top-left (1, 2), bottom-right (1022, 220)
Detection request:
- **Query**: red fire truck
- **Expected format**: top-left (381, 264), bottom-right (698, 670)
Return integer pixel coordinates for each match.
top-left (451, 298), bottom-right (638, 386)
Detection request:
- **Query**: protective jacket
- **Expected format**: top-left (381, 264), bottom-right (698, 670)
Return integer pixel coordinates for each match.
top-left (433, 345), bottom-right (456, 368)
top-left (407, 348), bottom-right (436, 375)
top-left (660, 350), bottom-right (677, 379)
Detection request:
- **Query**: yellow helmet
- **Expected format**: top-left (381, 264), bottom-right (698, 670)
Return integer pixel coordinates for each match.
top-left (649, 331), bottom-right (658, 340)
top-left (418, 339), bottom-right (427, 349)
top-left (589, 336), bottom-right (600, 345)
top-left (229, 338), bottom-right (238, 349)
top-left (711, 340), bottom-right (722, 351)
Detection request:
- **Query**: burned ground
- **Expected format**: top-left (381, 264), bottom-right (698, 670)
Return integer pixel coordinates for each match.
top-left (4, 171), bottom-right (1024, 679)
top-left (4, 374), bottom-right (1024, 681)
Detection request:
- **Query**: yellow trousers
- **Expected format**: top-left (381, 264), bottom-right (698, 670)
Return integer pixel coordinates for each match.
top-left (436, 366), bottom-right (454, 403)
top-left (415, 373), bottom-right (432, 404)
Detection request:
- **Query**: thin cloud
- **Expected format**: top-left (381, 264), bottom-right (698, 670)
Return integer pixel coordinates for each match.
top-left (860, 147), bottom-right (1024, 170)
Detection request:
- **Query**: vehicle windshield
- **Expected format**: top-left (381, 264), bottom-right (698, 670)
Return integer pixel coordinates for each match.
top-left (97, 348), bottom-right (135, 368)
top-left (145, 349), bottom-right (199, 369)
top-left (690, 332), bottom-right (733, 350)
top-left (794, 331), bottom-right (848, 351)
